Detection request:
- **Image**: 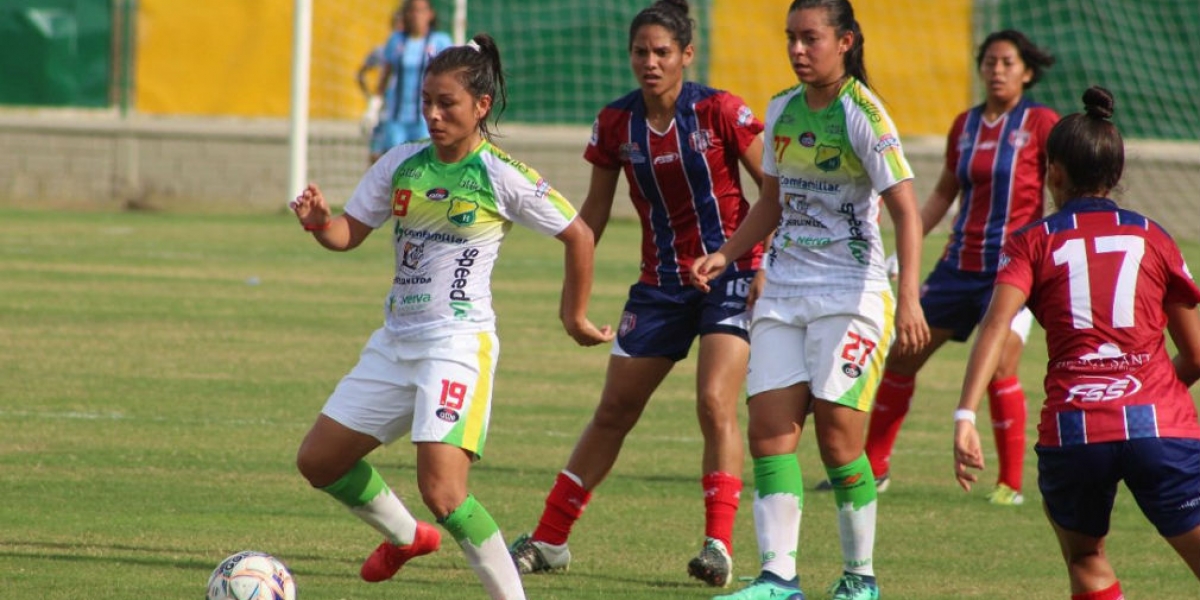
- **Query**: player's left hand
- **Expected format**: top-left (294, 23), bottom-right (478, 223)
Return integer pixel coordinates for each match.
top-left (893, 299), bottom-right (931, 356)
top-left (562, 318), bottom-right (614, 347)
top-left (953, 419), bottom-right (984, 492)
top-left (746, 269), bottom-right (767, 310)
top-left (290, 183), bottom-right (333, 231)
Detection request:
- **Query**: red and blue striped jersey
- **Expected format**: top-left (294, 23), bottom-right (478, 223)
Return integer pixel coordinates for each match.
top-left (996, 197), bottom-right (1200, 446)
top-left (941, 98), bottom-right (1058, 273)
top-left (585, 82), bottom-right (764, 286)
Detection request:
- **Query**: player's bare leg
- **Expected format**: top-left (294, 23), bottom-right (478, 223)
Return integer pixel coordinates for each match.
top-left (1048, 516), bottom-right (1119, 595)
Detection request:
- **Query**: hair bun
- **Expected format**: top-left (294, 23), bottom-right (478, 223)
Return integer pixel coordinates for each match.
top-left (657, 0), bottom-right (689, 16)
top-left (1082, 86), bottom-right (1114, 120)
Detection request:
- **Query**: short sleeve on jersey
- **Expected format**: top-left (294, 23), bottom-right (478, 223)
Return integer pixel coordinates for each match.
top-left (995, 231), bottom-right (1036, 296)
top-left (482, 148), bottom-right (578, 238)
top-left (344, 143), bottom-right (428, 228)
top-left (713, 92), bottom-right (765, 155)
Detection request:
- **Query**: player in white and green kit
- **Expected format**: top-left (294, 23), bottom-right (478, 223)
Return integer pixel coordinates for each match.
top-left (692, 2), bottom-right (930, 600)
top-left (291, 34), bottom-right (613, 600)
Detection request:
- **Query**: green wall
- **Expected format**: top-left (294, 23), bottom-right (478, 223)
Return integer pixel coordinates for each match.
top-left (0, 0), bottom-right (112, 107)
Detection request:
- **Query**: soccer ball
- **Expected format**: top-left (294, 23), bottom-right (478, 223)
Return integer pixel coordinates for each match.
top-left (205, 550), bottom-right (297, 600)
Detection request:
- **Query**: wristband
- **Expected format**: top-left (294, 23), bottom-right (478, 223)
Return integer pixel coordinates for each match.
top-left (303, 221), bottom-right (331, 232)
top-left (953, 409), bottom-right (976, 424)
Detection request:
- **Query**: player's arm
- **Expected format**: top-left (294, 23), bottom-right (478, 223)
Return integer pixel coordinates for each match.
top-left (882, 179), bottom-right (931, 354)
top-left (1167, 302), bottom-right (1200, 387)
top-left (953, 282), bottom-right (1027, 491)
top-left (577, 165), bottom-right (621, 245)
top-left (556, 217), bottom-right (615, 346)
top-left (738, 133), bottom-right (771, 307)
top-left (291, 183), bottom-right (374, 251)
top-left (920, 166), bottom-right (960, 236)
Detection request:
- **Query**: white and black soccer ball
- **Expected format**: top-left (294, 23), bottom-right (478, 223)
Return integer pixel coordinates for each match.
top-left (206, 550), bottom-right (297, 600)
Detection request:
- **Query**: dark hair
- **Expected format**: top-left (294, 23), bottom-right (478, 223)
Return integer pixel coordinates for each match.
top-left (1046, 86), bottom-right (1123, 197)
top-left (788, 0), bottom-right (868, 87)
top-left (628, 0), bottom-right (694, 51)
top-left (400, 0), bottom-right (437, 31)
top-left (426, 33), bottom-right (508, 139)
top-left (975, 29), bottom-right (1055, 89)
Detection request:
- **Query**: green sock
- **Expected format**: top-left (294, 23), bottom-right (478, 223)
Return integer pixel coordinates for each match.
top-left (320, 459), bottom-right (385, 507)
top-left (441, 495), bottom-right (525, 599)
top-left (825, 454), bottom-right (877, 576)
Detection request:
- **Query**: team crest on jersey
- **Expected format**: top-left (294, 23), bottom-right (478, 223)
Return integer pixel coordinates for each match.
top-left (1009, 129), bottom-right (1031, 149)
top-left (447, 198), bottom-right (478, 227)
top-left (957, 132), bottom-right (973, 152)
top-left (589, 119), bottom-right (600, 146)
top-left (689, 129), bottom-right (713, 152)
top-left (736, 105), bottom-right (754, 127)
top-left (618, 311), bottom-right (637, 337)
top-left (620, 142), bottom-right (647, 164)
top-left (799, 132), bottom-right (817, 147)
top-left (815, 145), bottom-right (842, 172)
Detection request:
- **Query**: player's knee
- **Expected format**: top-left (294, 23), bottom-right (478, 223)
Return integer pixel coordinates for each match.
top-left (591, 397), bottom-right (645, 433)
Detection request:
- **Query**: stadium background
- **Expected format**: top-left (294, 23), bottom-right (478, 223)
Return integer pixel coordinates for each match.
top-left (0, 0), bottom-right (1197, 239)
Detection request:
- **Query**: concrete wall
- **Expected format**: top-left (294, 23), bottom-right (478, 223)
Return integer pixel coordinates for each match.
top-left (2, 112), bottom-right (1197, 243)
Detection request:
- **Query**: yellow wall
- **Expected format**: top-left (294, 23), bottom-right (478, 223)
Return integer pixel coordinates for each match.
top-left (136, 0), bottom-right (391, 118)
top-left (710, 0), bottom-right (973, 136)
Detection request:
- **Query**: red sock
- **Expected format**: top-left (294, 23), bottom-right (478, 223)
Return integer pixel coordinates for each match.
top-left (1072, 581), bottom-right (1124, 600)
top-left (865, 371), bottom-right (916, 478)
top-left (702, 471), bottom-right (742, 555)
top-left (532, 471), bottom-right (591, 546)
top-left (988, 376), bottom-right (1027, 491)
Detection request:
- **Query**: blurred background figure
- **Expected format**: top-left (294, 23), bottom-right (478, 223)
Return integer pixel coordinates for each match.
top-left (364, 0), bottom-right (452, 164)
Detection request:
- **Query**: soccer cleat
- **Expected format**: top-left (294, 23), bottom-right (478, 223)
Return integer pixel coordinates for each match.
top-left (713, 571), bottom-right (804, 600)
top-left (827, 572), bottom-right (879, 600)
top-left (987, 483), bottom-right (1025, 506)
top-left (688, 537), bottom-right (733, 587)
top-left (360, 521), bottom-right (442, 582)
top-left (815, 473), bottom-right (889, 493)
top-left (509, 532), bottom-right (571, 574)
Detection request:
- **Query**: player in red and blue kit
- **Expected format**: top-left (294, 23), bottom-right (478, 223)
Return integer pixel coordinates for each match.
top-left (510, 0), bottom-right (766, 588)
top-left (954, 86), bottom-right (1200, 600)
top-left (863, 30), bottom-right (1058, 505)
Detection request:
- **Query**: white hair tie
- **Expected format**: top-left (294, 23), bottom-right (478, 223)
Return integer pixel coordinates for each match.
top-left (466, 40), bottom-right (481, 52)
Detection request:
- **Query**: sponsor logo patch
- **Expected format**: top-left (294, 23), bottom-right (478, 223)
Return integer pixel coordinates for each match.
top-left (435, 408), bottom-right (460, 423)
top-left (799, 132), bottom-right (817, 147)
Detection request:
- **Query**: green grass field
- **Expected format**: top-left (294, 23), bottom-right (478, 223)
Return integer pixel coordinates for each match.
top-left (1, 206), bottom-right (1197, 599)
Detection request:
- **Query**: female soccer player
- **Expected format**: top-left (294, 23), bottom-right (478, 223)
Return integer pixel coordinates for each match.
top-left (367, 0), bottom-right (452, 163)
top-left (509, 0), bottom-right (766, 587)
top-left (861, 30), bottom-right (1059, 506)
top-left (291, 34), bottom-right (613, 600)
top-left (691, 1), bottom-right (929, 599)
top-left (953, 86), bottom-right (1200, 600)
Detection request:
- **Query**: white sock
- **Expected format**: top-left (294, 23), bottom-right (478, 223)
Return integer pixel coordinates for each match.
top-left (753, 492), bottom-right (801, 581)
top-left (459, 531), bottom-right (526, 600)
top-left (348, 487), bottom-right (418, 546)
top-left (836, 498), bottom-right (876, 576)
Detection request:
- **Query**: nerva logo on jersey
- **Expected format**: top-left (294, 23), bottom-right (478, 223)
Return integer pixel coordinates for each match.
top-left (815, 145), bottom-right (842, 172)
top-left (449, 248), bottom-right (479, 319)
top-left (447, 198), bottom-right (478, 227)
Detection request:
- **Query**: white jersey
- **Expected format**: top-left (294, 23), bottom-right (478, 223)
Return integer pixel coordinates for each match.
top-left (761, 79), bottom-right (913, 296)
top-left (345, 140), bottom-right (577, 340)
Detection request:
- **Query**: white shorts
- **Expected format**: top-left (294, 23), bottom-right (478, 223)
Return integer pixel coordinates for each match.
top-left (321, 328), bottom-right (500, 457)
top-left (1010, 306), bottom-right (1033, 344)
top-left (747, 291), bottom-right (894, 412)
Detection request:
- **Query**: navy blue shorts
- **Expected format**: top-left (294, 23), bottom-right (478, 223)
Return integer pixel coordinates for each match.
top-left (1037, 438), bottom-right (1200, 538)
top-left (919, 261), bottom-right (997, 342)
top-left (615, 270), bottom-right (753, 361)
